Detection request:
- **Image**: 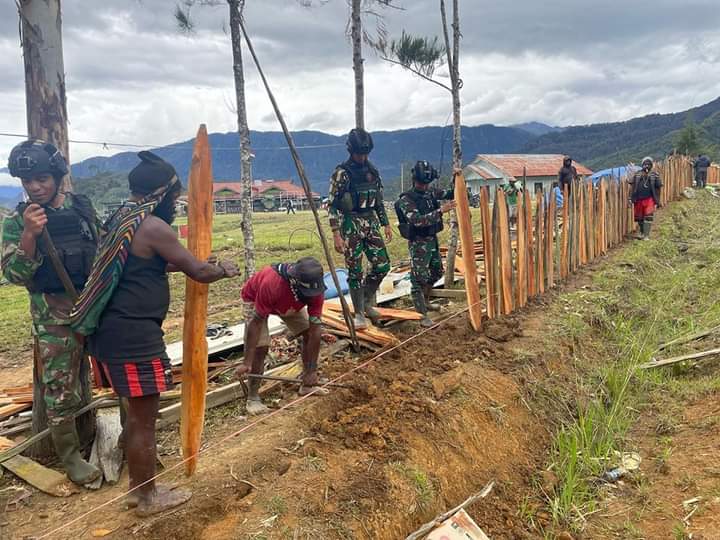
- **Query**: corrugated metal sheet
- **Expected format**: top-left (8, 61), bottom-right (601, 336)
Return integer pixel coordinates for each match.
top-left (473, 154), bottom-right (593, 178)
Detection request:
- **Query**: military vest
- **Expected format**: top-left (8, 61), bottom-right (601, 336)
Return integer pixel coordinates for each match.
top-left (19, 195), bottom-right (98, 294)
top-left (395, 190), bottom-right (443, 240)
top-left (335, 160), bottom-right (382, 214)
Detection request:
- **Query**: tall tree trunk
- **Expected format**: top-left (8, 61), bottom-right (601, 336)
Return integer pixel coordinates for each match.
top-left (19, 0), bottom-right (72, 192)
top-left (351, 0), bottom-right (364, 129)
top-left (19, 0), bottom-right (94, 457)
top-left (441, 0), bottom-right (461, 287)
top-left (229, 0), bottom-right (256, 280)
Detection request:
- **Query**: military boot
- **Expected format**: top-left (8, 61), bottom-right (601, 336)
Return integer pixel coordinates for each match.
top-left (642, 222), bottom-right (652, 240)
top-left (49, 421), bottom-right (102, 485)
top-left (349, 288), bottom-right (368, 329)
top-left (634, 220), bottom-right (645, 240)
top-left (412, 289), bottom-right (434, 328)
top-left (422, 285), bottom-right (441, 312)
top-left (363, 280), bottom-right (382, 323)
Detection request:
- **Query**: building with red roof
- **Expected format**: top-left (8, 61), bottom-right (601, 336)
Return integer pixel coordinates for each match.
top-left (464, 154), bottom-right (593, 197)
top-left (212, 179), bottom-right (320, 213)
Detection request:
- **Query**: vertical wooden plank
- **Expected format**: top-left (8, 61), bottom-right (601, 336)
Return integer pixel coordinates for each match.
top-left (587, 181), bottom-right (595, 261)
top-left (454, 172), bottom-right (483, 331)
top-left (491, 192), bottom-right (502, 312)
top-left (496, 189), bottom-right (513, 315)
top-left (535, 191), bottom-right (545, 294)
top-left (525, 189), bottom-right (536, 297)
top-left (560, 185), bottom-right (569, 278)
top-left (516, 191), bottom-right (527, 308)
top-left (599, 180), bottom-right (606, 254)
top-left (479, 187), bottom-right (495, 319)
top-left (181, 124), bottom-right (214, 476)
top-left (578, 181), bottom-right (587, 264)
top-left (546, 194), bottom-right (556, 288)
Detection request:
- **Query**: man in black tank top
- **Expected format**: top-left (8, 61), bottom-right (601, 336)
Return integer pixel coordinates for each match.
top-left (90, 153), bottom-right (238, 516)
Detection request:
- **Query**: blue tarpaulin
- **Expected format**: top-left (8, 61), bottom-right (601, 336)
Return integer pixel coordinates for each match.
top-left (323, 269), bottom-right (349, 299)
top-left (591, 165), bottom-right (640, 185)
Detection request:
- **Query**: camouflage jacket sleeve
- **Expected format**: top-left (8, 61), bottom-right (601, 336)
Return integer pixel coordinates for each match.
top-left (328, 167), bottom-right (349, 231)
top-left (373, 177), bottom-right (390, 227)
top-left (398, 193), bottom-right (443, 228)
top-left (1, 213), bottom-right (42, 287)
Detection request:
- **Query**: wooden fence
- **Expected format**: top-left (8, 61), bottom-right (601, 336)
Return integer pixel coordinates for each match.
top-left (474, 155), bottom-right (693, 320)
top-left (708, 164), bottom-right (720, 185)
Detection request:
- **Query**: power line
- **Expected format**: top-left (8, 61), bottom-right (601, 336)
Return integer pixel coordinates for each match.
top-left (0, 131), bottom-right (345, 153)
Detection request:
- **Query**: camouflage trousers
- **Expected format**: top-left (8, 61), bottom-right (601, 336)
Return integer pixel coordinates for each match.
top-left (340, 214), bottom-right (390, 290)
top-left (34, 323), bottom-right (84, 426)
top-left (409, 236), bottom-right (443, 293)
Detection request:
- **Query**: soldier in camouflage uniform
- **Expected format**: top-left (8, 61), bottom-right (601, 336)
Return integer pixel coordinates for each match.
top-left (1, 140), bottom-right (101, 485)
top-left (396, 161), bottom-right (456, 327)
top-left (328, 128), bottom-right (392, 329)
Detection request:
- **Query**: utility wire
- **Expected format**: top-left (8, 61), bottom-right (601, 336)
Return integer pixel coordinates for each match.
top-left (0, 131), bottom-right (344, 152)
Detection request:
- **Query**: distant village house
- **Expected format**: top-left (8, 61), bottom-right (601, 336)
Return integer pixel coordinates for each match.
top-left (464, 154), bottom-right (593, 198)
top-left (212, 179), bottom-right (320, 213)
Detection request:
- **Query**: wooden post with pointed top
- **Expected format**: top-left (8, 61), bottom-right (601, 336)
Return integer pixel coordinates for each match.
top-left (454, 171), bottom-right (483, 331)
top-left (181, 124), bottom-right (213, 477)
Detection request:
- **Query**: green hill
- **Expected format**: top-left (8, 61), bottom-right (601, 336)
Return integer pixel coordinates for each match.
top-left (521, 97), bottom-right (720, 168)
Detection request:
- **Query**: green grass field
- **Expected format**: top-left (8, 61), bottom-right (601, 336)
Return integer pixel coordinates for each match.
top-left (0, 208), bottom-right (480, 359)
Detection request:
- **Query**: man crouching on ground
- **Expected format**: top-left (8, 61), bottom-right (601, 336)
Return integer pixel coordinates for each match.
top-left (235, 257), bottom-right (327, 415)
top-left (72, 151), bottom-right (238, 516)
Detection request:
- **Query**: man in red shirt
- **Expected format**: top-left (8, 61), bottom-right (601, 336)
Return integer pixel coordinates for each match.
top-left (236, 257), bottom-right (326, 415)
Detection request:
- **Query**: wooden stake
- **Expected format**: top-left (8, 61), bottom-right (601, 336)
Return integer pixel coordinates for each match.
top-left (546, 194), bottom-right (555, 288)
top-left (535, 192), bottom-right (545, 294)
top-left (496, 189), bottom-right (513, 315)
top-left (180, 125), bottom-right (213, 477)
top-left (454, 172), bottom-right (483, 331)
top-left (525, 189), bottom-right (536, 296)
top-left (560, 185), bottom-right (569, 278)
top-left (516, 191), bottom-right (527, 307)
top-left (479, 187), bottom-right (495, 318)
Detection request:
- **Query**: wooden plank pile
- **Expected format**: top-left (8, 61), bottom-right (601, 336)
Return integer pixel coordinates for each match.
top-left (321, 307), bottom-right (400, 347)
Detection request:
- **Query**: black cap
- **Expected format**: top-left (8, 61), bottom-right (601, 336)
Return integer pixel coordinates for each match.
top-left (128, 151), bottom-right (178, 195)
top-left (288, 257), bottom-right (326, 297)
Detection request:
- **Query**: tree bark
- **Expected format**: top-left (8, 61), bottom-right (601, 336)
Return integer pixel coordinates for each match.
top-left (18, 0), bottom-right (71, 192)
top-left (228, 0), bottom-right (256, 280)
top-left (351, 0), bottom-right (365, 129)
top-left (441, 0), bottom-right (462, 287)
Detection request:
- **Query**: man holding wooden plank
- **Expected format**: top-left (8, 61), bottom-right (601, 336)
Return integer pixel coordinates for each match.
top-left (395, 161), bottom-right (456, 327)
top-left (235, 257), bottom-right (327, 415)
top-left (328, 128), bottom-right (392, 329)
top-left (72, 152), bottom-right (238, 516)
top-left (2, 140), bottom-right (102, 486)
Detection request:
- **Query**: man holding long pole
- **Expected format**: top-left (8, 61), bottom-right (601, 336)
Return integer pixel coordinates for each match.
top-left (2, 140), bottom-right (101, 485)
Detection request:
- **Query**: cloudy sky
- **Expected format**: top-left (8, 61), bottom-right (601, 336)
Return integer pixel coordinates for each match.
top-left (1, 0), bottom-right (719, 185)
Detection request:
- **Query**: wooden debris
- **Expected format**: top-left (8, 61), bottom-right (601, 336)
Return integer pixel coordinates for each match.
top-left (160, 382), bottom-right (245, 427)
top-left (657, 325), bottom-right (720, 352)
top-left (322, 309), bottom-right (400, 346)
top-left (324, 302), bottom-right (423, 321)
top-left (405, 481), bottom-right (495, 540)
top-left (2, 455), bottom-right (78, 497)
top-left (428, 288), bottom-right (467, 299)
top-left (640, 348), bottom-right (720, 369)
top-left (88, 411), bottom-right (124, 486)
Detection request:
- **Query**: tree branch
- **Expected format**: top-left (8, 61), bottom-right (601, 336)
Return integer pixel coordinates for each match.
top-left (380, 56), bottom-right (452, 92)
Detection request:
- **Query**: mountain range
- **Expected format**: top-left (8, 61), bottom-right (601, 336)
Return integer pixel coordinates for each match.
top-left (1, 96), bottom-right (718, 208)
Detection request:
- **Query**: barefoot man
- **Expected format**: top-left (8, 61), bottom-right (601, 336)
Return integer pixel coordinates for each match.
top-left (72, 151), bottom-right (238, 516)
top-left (235, 257), bottom-right (327, 415)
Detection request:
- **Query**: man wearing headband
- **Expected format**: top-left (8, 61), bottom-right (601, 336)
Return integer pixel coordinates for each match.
top-left (236, 256), bottom-right (327, 415)
top-left (2, 139), bottom-right (102, 486)
top-left (86, 151), bottom-right (239, 516)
